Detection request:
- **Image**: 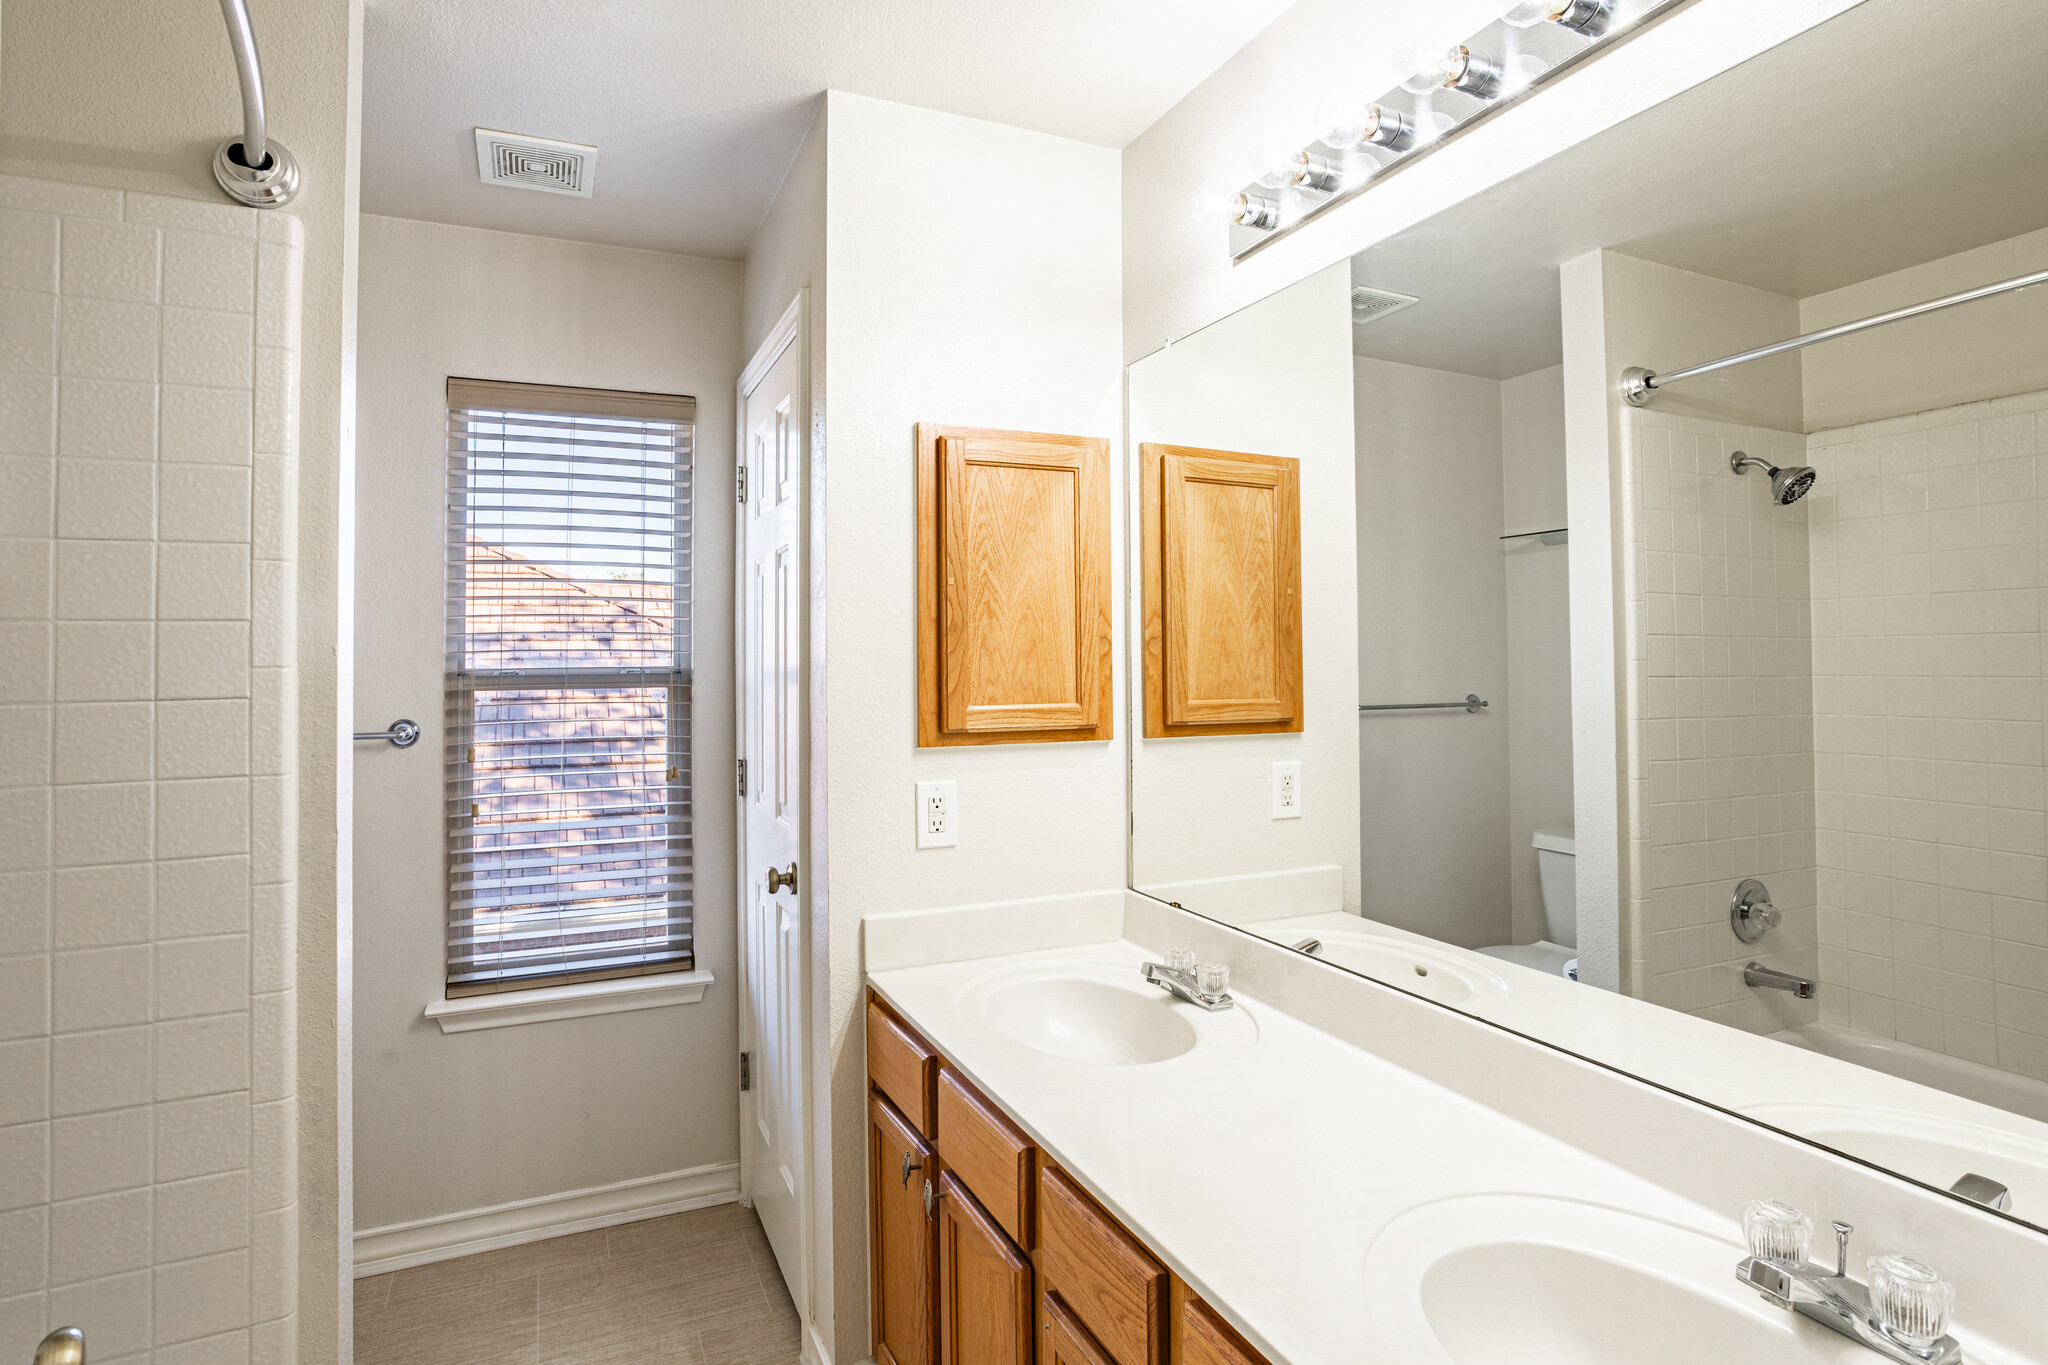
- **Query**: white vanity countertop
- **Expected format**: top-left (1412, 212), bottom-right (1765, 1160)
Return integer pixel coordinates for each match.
top-left (867, 937), bottom-right (1734, 1365)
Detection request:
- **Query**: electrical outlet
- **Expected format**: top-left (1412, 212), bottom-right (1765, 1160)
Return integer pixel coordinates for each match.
top-left (1271, 761), bottom-right (1301, 819)
top-left (916, 780), bottom-right (958, 848)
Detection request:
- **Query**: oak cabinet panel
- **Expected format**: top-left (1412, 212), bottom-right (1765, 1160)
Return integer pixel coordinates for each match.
top-left (869, 995), bottom-right (940, 1137)
top-left (1171, 1279), bottom-right (1271, 1365)
top-left (871, 1093), bottom-right (939, 1365)
top-left (1038, 1163), bottom-right (1168, 1365)
top-left (1140, 443), bottom-right (1302, 737)
top-left (1044, 1291), bottom-right (1119, 1365)
top-left (936, 1066), bottom-right (1035, 1248)
top-left (937, 1173), bottom-right (1033, 1365)
top-left (918, 423), bottom-right (1113, 746)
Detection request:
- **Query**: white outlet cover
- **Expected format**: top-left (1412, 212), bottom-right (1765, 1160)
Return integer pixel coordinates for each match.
top-left (916, 780), bottom-right (959, 849)
top-left (1271, 761), bottom-right (1302, 819)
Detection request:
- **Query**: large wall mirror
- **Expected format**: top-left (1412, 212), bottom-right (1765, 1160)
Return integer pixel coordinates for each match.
top-left (1128, 0), bottom-right (2048, 1236)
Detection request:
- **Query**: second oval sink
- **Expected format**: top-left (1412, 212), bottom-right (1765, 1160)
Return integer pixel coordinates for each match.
top-left (960, 960), bottom-right (1258, 1067)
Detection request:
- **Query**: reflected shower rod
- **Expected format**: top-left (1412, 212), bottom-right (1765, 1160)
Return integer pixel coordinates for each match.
top-left (1359, 694), bottom-right (1489, 714)
top-left (1622, 264), bottom-right (2048, 407)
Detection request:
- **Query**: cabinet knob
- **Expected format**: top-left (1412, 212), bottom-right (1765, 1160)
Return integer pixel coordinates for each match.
top-left (924, 1178), bottom-right (935, 1218)
top-left (900, 1152), bottom-right (922, 1186)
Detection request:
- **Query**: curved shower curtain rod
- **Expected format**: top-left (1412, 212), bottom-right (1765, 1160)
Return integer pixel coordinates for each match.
top-left (212, 0), bottom-right (301, 207)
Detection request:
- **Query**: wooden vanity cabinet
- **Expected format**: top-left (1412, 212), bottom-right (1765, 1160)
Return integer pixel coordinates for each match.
top-left (870, 1093), bottom-right (939, 1365)
top-left (865, 992), bottom-right (1270, 1365)
top-left (936, 1171), bottom-right (1034, 1365)
top-left (1037, 1163), bottom-right (1169, 1365)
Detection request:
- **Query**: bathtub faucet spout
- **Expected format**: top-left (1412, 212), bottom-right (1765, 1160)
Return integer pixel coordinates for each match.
top-left (1745, 961), bottom-right (1816, 999)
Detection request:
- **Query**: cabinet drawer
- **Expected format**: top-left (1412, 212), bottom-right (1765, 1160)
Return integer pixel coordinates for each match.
top-left (937, 1172), bottom-right (1032, 1365)
top-left (936, 1067), bottom-right (1034, 1247)
top-left (868, 994), bottom-right (939, 1136)
top-left (1173, 1285), bottom-right (1270, 1365)
top-left (1043, 1291), bottom-right (1117, 1365)
top-left (1037, 1164), bottom-right (1167, 1365)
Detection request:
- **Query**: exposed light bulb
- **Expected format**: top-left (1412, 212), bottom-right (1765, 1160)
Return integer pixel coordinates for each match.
top-left (1401, 43), bottom-right (1506, 100)
top-left (1499, 0), bottom-right (1616, 36)
top-left (1248, 134), bottom-right (1304, 190)
top-left (1193, 178), bottom-right (1241, 230)
top-left (1315, 95), bottom-right (1417, 154)
top-left (1500, 52), bottom-right (1550, 93)
top-left (1230, 192), bottom-right (1281, 231)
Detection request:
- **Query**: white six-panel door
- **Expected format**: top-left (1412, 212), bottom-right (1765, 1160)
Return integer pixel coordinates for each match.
top-left (738, 300), bottom-right (808, 1315)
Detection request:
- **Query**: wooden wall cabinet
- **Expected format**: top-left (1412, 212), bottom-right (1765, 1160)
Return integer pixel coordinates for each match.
top-left (1139, 443), bottom-right (1302, 737)
top-left (918, 424), bottom-right (1113, 746)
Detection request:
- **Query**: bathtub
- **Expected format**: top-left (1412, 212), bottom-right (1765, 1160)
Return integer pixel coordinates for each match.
top-left (1769, 1022), bottom-right (2048, 1126)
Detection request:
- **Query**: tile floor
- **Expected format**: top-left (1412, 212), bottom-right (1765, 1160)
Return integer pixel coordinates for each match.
top-left (355, 1203), bottom-right (800, 1365)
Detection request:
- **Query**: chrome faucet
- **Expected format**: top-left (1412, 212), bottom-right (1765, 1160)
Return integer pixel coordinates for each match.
top-left (1142, 959), bottom-right (1234, 1011)
top-left (1737, 1219), bottom-right (1962, 1365)
top-left (1745, 961), bottom-right (1817, 998)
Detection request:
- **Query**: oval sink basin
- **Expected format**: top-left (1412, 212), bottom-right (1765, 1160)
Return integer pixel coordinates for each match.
top-left (1364, 1195), bottom-right (1870, 1364)
top-left (1296, 931), bottom-right (1507, 1009)
top-left (959, 961), bottom-right (1258, 1067)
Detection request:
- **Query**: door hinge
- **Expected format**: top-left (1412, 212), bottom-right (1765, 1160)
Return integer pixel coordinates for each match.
top-left (737, 465), bottom-right (748, 504)
top-left (740, 1051), bottom-right (751, 1092)
top-left (737, 758), bottom-right (747, 797)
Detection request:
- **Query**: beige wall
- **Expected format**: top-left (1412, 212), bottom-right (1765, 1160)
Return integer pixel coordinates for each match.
top-left (1804, 391), bottom-right (2048, 1082)
top-left (1502, 366), bottom-right (1575, 948)
top-left (1802, 225), bottom-right (2048, 432)
top-left (351, 215), bottom-right (744, 1232)
top-left (1, 1), bottom-right (360, 1359)
top-left (1352, 356), bottom-right (1505, 946)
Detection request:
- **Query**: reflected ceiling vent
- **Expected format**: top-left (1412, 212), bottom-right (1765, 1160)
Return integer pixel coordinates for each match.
top-left (474, 128), bottom-right (596, 198)
top-left (1352, 286), bottom-right (1419, 325)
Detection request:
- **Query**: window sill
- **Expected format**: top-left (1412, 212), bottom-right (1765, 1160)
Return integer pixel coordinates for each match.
top-left (423, 969), bottom-right (714, 1034)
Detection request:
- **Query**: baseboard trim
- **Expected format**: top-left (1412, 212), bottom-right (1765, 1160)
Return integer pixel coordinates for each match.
top-left (801, 1319), bottom-right (840, 1365)
top-left (353, 1162), bottom-right (741, 1276)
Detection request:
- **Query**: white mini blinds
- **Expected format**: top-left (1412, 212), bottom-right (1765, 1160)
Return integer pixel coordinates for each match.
top-left (444, 378), bottom-right (695, 994)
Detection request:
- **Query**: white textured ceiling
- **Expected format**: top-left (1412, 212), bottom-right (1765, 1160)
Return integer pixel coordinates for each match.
top-left (360, 0), bottom-right (1298, 259)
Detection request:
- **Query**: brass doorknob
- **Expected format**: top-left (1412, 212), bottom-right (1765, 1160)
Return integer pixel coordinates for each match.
top-left (766, 862), bottom-right (798, 894)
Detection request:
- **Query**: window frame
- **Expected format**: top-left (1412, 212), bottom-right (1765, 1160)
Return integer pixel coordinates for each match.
top-left (442, 380), bottom-right (696, 996)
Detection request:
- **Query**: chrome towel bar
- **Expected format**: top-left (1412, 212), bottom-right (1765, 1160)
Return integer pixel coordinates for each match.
top-left (353, 719), bottom-right (421, 748)
top-left (1360, 695), bottom-right (1488, 714)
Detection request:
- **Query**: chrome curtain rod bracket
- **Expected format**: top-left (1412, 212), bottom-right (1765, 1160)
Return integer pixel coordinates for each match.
top-left (212, 0), bottom-right (300, 208)
top-left (1623, 265), bottom-right (2048, 407)
top-left (1360, 694), bottom-right (1489, 714)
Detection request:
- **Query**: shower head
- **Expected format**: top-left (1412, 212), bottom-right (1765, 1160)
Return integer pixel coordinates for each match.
top-left (1731, 451), bottom-right (1817, 506)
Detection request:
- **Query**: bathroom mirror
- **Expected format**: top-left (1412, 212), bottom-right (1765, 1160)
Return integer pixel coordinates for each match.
top-left (1129, 0), bottom-right (2048, 1235)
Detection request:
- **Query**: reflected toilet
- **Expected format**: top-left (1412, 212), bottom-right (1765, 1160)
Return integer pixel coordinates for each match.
top-left (1476, 827), bottom-right (1577, 978)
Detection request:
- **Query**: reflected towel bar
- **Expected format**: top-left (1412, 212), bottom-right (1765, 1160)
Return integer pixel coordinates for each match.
top-left (353, 719), bottom-right (421, 748)
top-left (1360, 695), bottom-right (1488, 714)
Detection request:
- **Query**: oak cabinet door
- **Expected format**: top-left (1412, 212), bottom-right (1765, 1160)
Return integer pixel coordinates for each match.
top-left (1140, 443), bottom-right (1303, 737)
top-left (1037, 1164), bottom-right (1168, 1365)
top-left (917, 423), bottom-right (1113, 746)
top-left (1044, 1291), bottom-right (1118, 1365)
top-left (1172, 1282), bottom-right (1271, 1365)
top-left (937, 1173), bottom-right (1032, 1365)
top-left (871, 1094), bottom-right (939, 1365)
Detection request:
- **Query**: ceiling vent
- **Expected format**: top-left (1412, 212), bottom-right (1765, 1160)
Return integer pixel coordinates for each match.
top-left (475, 128), bottom-right (596, 198)
top-left (1351, 286), bottom-right (1420, 325)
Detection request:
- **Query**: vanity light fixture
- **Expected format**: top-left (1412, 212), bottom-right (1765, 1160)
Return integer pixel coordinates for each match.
top-left (1218, 0), bottom-right (1694, 260)
top-left (1499, 0), bottom-right (1619, 38)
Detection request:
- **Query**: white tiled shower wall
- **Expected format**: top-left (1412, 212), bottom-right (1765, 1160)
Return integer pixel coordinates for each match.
top-left (0, 176), bottom-right (301, 1365)
top-left (1806, 391), bottom-right (2048, 1084)
top-left (1620, 408), bottom-right (1820, 1035)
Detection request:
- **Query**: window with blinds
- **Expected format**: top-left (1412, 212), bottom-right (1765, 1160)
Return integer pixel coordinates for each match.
top-left (444, 378), bottom-right (694, 994)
